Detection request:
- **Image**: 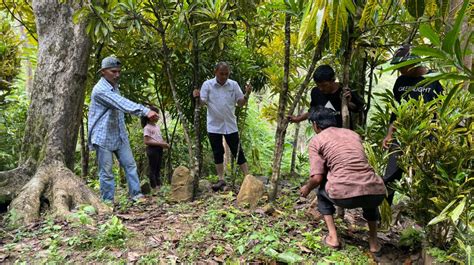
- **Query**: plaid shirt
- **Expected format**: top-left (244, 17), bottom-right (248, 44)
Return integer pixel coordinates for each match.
top-left (88, 77), bottom-right (149, 151)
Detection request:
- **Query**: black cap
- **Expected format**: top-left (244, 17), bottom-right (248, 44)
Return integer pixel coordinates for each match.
top-left (390, 45), bottom-right (420, 65)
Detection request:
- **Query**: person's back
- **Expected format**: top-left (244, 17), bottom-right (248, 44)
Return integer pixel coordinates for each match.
top-left (300, 107), bottom-right (386, 253)
top-left (309, 127), bottom-right (385, 199)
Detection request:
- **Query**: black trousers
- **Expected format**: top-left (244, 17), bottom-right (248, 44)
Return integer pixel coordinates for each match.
top-left (208, 132), bottom-right (247, 165)
top-left (146, 146), bottom-right (163, 188)
top-left (317, 181), bottom-right (384, 221)
top-left (383, 142), bottom-right (403, 205)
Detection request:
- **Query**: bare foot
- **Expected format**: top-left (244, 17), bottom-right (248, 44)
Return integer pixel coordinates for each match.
top-left (369, 238), bottom-right (382, 253)
top-left (323, 234), bottom-right (341, 249)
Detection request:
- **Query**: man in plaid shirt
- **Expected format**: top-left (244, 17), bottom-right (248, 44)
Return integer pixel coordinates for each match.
top-left (88, 56), bottom-right (158, 203)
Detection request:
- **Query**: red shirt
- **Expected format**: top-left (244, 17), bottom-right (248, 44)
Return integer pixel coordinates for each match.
top-left (309, 127), bottom-right (386, 199)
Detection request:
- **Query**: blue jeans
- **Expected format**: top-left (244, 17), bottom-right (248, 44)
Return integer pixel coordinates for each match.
top-left (95, 144), bottom-right (142, 202)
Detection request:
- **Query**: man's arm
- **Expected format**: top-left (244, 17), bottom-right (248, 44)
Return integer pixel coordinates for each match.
top-left (95, 90), bottom-right (150, 117)
top-left (300, 174), bottom-right (323, 197)
top-left (344, 89), bottom-right (365, 112)
top-left (382, 123), bottom-right (396, 149)
top-left (193, 89), bottom-right (206, 106)
top-left (300, 138), bottom-right (326, 197)
top-left (288, 112), bottom-right (310, 123)
top-left (144, 136), bottom-right (170, 148)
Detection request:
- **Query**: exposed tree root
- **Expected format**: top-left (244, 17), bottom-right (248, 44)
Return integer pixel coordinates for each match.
top-left (8, 160), bottom-right (110, 224)
top-left (0, 161), bottom-right (35, 203)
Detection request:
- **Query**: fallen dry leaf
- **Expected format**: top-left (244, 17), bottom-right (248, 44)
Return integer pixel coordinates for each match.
top-left (127, 251), bottom-right (141, 263)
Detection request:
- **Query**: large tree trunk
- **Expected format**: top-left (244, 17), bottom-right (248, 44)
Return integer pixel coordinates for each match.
top-left (0, 0), bottom-right (108, 224)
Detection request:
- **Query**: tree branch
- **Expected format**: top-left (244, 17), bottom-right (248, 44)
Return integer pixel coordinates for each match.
top-left (2, 0), bottom-right (37, 41)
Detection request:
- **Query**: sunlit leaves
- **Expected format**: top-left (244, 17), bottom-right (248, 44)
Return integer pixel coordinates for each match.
top-left (194, 0), bottom-right (237, 52)
top-left (297, 0), bottom-right (354, 53)
top-left (358, 0), bottom-right (378, 30)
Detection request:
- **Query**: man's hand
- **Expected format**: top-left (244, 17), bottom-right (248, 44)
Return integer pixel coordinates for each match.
top-left (244, 83), bottom-right (252, 95)
top-left (300, 185), bottom-right (311, 198)
top-left (287, 115), bottom-right (300, 123)
top-left (382, 124), bottom-right (395, 149)
top-left (343, 89), bottom-right (352, 102)
top-left (147, 110), bottom-right (159, 121)
top-left (162, 143), bottom-right (171, 149)
top-left (382, 134), bottom-right (392, 149)
top-left (193, 89), bottom-right (200, 98)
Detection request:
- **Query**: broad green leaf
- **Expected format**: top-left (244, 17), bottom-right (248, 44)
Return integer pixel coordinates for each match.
top-left (343, 0), bottom-right (356, 15)
top-left (418, 24), bottom-right (440, 46)
top-left (298, 0), bottom-right (317, 46)
top-left (382, 58), bottom-right (425, 72)
top-left (412, 46), bottom-right (446, 59)
top-left (428, 199), bottom-right (458, 225)
top-left (442, 0), bottom-right (469, 53)
top-left (440, 85), bottom-right (461, 116)
top-left (405, 0), bottom-right (425, 18)
top-left (264, 247), bottom-right (279, 257)
top-left (277, 251), bottom-right (304, 263)
top-left (449, 197), bottom-right (466, 223)
top-left (83, 205), bottom-right (96, 215)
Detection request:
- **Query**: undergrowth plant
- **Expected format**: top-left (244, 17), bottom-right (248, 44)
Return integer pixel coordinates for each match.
top-left (393, 87), bottom-right (473, 260)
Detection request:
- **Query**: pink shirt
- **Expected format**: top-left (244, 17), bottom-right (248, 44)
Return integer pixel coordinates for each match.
top-left (144, 124), bottom-right (163, 143)
top-left (309, 127), bottom-right (386, 199)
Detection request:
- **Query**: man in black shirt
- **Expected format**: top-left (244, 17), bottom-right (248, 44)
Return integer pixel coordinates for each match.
top-left (289, 65), bottom-right (365, 219)
top-left (382, 45), bottom-right (443, 205)
top-left (288, 65), bottom-right (365, 127)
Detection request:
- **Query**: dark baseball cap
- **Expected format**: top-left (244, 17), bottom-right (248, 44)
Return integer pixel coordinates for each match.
top-left (390, 45), bottom-right (420, 65)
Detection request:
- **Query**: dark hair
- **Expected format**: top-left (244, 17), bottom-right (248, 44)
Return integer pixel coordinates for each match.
top-left (141, 106), bottom-right (159, 128)
top-left (308, 106), bottom-right (337, 130)
top-left (215, 61), bottom-right (230, 71)
top-left (313, 65), bottom-right (336, 83)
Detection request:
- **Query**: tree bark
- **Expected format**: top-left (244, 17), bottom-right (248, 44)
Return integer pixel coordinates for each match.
top-left (341, 20), bottom-right (354, 129)
top-left (269, 28), bottom-right (328, 201)
top-left (152, 4), bottom-right (198, 188)
top-left (191, 21), bottom-right (203, 199)
top-left (290, 104), bottom-right (302, 177)
top-left (0, 0), bottom-right (109, 224)
top-left (269, 13), bottom-right (292, 201)
top-left (80, 112), bottom-right (89, 178)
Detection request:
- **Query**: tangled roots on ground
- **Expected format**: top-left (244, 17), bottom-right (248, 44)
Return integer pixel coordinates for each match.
top-left (0, 162), bottom-right (35, 206)
top-left (8, 160), bottom-right (110, 224)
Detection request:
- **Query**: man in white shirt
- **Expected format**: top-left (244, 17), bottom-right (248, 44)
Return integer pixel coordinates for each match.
top-left (193, 62), bottom-right (251, 190)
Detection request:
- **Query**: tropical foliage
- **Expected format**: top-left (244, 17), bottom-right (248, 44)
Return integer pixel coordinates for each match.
top-left (0, 0), bottom-right (472, 262)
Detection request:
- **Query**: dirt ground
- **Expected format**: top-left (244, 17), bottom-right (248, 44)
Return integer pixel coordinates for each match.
top-left (0, 184), bottom-right (423, 264)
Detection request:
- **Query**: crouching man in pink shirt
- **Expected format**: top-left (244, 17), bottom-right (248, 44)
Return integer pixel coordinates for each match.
top-left (300, 107), bottom-right (386, 254)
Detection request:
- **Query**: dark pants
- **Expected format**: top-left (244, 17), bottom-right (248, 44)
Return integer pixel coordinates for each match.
top-left (208, 132), bottom-right (246, 165)
top-left (383, 143), bottom-right (403, 205)
top-left (146, 146), bottom-right (163, 188)
top-left (317, 182), bottom-right (384, 221)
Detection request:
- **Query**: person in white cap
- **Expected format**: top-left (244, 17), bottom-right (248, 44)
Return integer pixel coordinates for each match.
top-left (88, 56), bottom-right (158, 203)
